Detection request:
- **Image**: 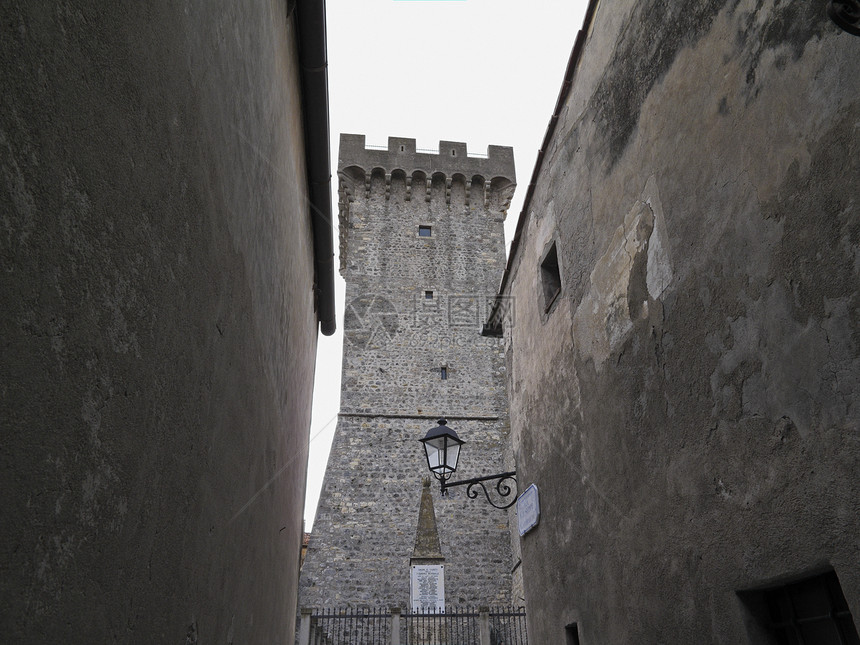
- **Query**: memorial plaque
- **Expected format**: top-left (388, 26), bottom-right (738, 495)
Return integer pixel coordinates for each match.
top-left (517, 483), bottom-right (540, 536)
top-left (410, 564), bottom-right (445, 612)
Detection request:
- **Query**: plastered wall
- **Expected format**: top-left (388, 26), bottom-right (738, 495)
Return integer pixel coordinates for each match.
top-left (503, 1), bottom-right (860, 642)
top-left (1, 2), bottom-right (317, 642)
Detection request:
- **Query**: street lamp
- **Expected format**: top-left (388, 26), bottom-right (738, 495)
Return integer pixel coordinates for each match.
top-left (419, 418), bottom-right (518, 509)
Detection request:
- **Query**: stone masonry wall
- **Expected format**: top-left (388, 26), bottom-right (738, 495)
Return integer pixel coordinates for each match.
top-left (299, 136), bottom-right (516, 609)
top-left (304, 416), bottom-right (512, 607)
top-left (1, 2), bottom-right (318, 643)
top-left (502, 1), bottom-right (860, 643)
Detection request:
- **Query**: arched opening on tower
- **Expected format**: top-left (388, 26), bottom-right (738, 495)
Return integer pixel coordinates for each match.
top-left (430, 172), bottom-right (447, 208)
top-left (450, 173), bottom-right (467, 211)
top-left (390, 169), bottom-right (407, 201)
top-left (470, 175), bottom-right (486, 212)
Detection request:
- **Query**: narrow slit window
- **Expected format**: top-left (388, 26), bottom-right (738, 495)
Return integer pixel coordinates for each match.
top-left (565, 624), bottom-right (581, 645)
top-left (541, 242), bottom-right (561, 312)
top-left (418, 225), bottom-right (432, 237)
top-left (440, 366), bottom-right (448, 380)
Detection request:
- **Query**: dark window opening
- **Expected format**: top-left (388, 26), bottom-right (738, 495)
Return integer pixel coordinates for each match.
top-left (744, 570), bottom-right (860, 645)
top-left (418, 225), bottom-right (432, 237)
top-left (425, 290), bottom-right (434, 300)
top-left (481, 322), bottom-right (503, 337)
top-left (400, 145), bottom-right (405, 152)
top-left (565, 623), bottom-right (580, 645)
top-left (440, 366), bottom-right (447, 380)
top-left (541, 242), bottom-right (561, 312)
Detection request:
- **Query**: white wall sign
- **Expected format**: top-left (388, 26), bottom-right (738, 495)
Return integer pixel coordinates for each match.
top-left (517, 484), bottom-right (540, 536)
top-left (410, 564), bottom-right (445, 612)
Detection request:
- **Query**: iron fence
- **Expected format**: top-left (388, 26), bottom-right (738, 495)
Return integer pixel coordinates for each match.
top-left (488, 608), bottom-right (529, 645)
top-left (302, 607), bottom-right (391, 645)
top-left (298, 606), bottom-right (527, 645)
top-left (401, 607), bottom-right (479, 644)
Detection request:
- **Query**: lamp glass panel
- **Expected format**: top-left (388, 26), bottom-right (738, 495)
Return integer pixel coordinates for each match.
top-left (445, 442), bottom-right (461, 472)
top-left (425, 442), bottom-right (442, 470)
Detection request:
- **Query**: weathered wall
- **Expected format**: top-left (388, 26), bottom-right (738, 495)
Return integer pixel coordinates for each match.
top-left (299, 136), bottom-right (515, 609)
top-left (503, 0), bottom-right (859, 642)
top-left (1, 1), bottom-right (318, 642)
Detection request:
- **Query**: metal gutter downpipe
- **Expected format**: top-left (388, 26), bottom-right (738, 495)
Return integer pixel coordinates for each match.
top-left (295, 0), bottom-right (336, 336)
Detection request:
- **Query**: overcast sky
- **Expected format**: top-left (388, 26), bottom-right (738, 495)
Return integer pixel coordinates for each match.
top-left (304, 0), bottom-right (589, 530)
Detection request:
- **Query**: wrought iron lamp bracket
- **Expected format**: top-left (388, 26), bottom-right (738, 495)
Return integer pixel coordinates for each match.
top-left (829, 0), bottom-right (860, 36)
top-left (436, 471), bottom-right (518, 509)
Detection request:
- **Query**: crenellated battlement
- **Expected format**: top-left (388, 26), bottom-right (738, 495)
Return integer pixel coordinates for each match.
top-left (337, 134), bottom-right (517, 275)
top-left (338, 134), bottom-right (515, 181)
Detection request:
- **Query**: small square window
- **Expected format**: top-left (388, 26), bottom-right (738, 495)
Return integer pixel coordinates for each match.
top-left (541, 242), bottom-right (561, 313)
top-left (440, 366), bottom-right (448, 380)
top-left (418, 225), bottom-right (432, 237)
top-left (743, 570), bottom-right (860, 645)
top-left (425, 290), bottom-right (434, 300)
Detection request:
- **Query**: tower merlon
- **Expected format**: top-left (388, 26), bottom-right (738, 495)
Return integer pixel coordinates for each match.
top-left (339, 133), bottom-right (515, 183)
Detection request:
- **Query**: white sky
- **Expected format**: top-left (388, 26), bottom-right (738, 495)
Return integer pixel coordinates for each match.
top-left (305, 0), bottom-right (589, 530)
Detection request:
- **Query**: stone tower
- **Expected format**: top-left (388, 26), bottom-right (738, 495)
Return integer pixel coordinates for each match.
top-left (299, 134), bottom-right (517, 609)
